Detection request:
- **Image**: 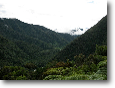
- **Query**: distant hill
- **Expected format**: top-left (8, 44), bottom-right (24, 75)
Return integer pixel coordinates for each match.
top-left (0, 18), bottom-right (77, 67)
top-left (53, 15), bottom-right (107, 61)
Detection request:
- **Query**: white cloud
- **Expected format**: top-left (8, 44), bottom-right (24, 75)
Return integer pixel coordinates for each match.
top-left (0, 0), bottom-right (107, 35)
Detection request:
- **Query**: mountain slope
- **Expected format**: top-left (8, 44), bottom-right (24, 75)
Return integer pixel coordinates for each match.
top-left (53, 15), bottom-right (107, 61)
top-left (0, 18), bottom-right (77, 48)
top-left (0, 35), bottom-right (29, 66)
top-left (0, 18), bottom-right (77, 67)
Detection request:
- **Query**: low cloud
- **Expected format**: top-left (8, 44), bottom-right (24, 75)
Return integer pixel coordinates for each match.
top-left (0, 4), bottom-right (3, 7)
top-left (0, 9), bottom-right (6, 16)
top-left (0, 10), bottom-right (6, 13)
top-left (0, 4), bottom-right (6, 14)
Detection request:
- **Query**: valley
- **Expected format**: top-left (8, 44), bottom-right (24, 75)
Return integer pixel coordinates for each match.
top-left (0, 15), bottom-right (107, 80)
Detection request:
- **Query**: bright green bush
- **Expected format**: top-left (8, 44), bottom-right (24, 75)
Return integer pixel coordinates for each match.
top-left (43, 67), bottom-right (63, 76)
top-left (63, 74), bottom-right (89, 80)
top-left (97, 60), bottom-right (107, 69)
top-left (43, 75), bottom-right (63, 80)
top-left (0, 66), bottom-right (29, 80)
top-left (88, 72), bottom-right (107, 80)
top-left (16, 75), bottom-right (27, 80)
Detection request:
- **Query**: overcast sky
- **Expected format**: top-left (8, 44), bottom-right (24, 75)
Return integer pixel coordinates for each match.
top-left (0, 0), bottom-right (107, 35)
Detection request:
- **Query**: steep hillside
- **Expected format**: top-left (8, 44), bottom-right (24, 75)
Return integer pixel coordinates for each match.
top-left (53, 15), bottom-right (107, 61)
top-left (0, 18), bottom-right (77, 67)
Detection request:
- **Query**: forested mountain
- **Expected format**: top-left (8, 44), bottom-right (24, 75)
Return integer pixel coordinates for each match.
top-left (0, 16), bottom-right (107, 80)
top-left (53, 15), bottom-right (107, 62)
top-left (0, 18), bottom-right (77, 67)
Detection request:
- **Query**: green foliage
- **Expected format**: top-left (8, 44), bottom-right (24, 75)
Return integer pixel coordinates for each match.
top-left (43, 67), bottom-right (63, 76)
top-left (0, 45), bottom-right (107, 80)
top-left (24, 63), bottom-right (37, 69)
top-left (89, 73), bottom-right (107, 80)
top-left (43, 75), bottom-right (63, 80)
top-left (95, 45), bottom-right (107, 56)
top-left (63, 74), bottom-right (89, 80)
top-left (16, 75), bottom-right (27, 80)
top-left (55, 62), bottom-right (68, 68)
top-left (43, 60), bottom-right (107, 80)
top-left (88, 66), bottom-right (107, 80)
top-left (0, 66), bottom-right (29, 80)
top-left (34, 67), bottom-right (47, 80)
top-left (84, 53), bottom-right (107, 65)
top-left (43, 44), bottom-right (107, 80)
top-left (74, 53), bottom-right (85, 66)
top-left (97, 60), bottom-right (107, 69)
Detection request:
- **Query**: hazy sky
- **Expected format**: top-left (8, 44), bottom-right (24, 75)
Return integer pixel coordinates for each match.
top-left (0, 0), bottom-right (107, 34)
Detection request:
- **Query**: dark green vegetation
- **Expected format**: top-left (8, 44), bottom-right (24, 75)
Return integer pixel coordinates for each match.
top-left (0, 45), bottom-right (107, 80)
top-left (0, 15), bottom-right (107, 80)
top-left (0, 18), bottom-right (77, 67)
